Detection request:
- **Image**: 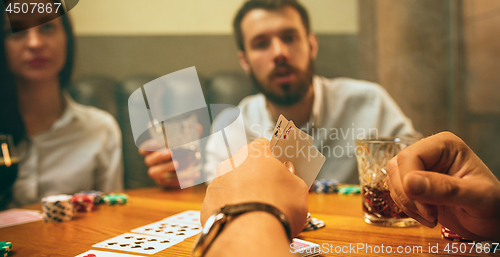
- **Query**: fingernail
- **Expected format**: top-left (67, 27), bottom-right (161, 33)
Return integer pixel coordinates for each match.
top-left (407, 174), bottom-right (429, 195)
top-left (284, 161), bottom-right (294, 173)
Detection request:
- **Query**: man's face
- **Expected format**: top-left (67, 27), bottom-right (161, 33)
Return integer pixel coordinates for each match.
top-left (238, 6), bottom-right (318, 106)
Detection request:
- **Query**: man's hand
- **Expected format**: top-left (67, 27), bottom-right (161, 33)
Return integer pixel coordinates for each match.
top-left (138, 140), bottom-right (180, 189)
top-left (201, 138), bottom-right (309, 238)
top-left (138, 123), bottom-right (203, 189)
top-left (387, 132), bottom-right (500, 241)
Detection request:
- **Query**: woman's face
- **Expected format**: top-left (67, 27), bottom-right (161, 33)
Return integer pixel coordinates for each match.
top-left (4, 1), bottom-right (67, 83)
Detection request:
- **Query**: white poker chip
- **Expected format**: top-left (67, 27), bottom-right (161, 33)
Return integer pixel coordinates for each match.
top-left (41, 194), bottom-right (74, 222)
top-left (303, 213), bottom-right (325, 231)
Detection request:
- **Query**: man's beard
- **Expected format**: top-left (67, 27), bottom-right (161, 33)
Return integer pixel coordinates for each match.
top-left (249, 59), bottom-right (314, 106)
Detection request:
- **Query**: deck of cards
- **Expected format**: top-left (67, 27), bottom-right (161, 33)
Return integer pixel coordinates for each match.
top-left (270, 114), bottom-right (326, 188)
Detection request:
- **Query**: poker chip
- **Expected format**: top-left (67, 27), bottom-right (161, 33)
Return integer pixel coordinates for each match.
top-left (312, 179), bottom-right (339, 193)
top-left (0, 242), bottom-right (12, 257)
top-left (74, 190), bottom-right (103, 204)
top-left (101, 193), bottom-right (128, 205)
top-left (338, 186), bottom-right (361, 195)
top-left (303, 213), bottom-right (325, 231)
top-left (41, 195), bottom-right (74, 222)
top-left (440, 225), bottom-right (472, 242)
top-left (72, 194), bottom-right (96, 212)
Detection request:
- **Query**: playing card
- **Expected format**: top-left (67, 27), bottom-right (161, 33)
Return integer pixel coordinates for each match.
top-left (273, 124), bottom-right (325, 189)
top-left (92, 233), bottom-right (181, 255)
top-left (270, 114), bottom-right (289, 151)
top-left (281, 121), bottom-right (313, 145)
top-left (0, 209), bottom-right (43, 228)
top-left (161, 210), bottom-right (201, 225)
top-left (75, 249), bottom-right (142, 257)
top-left (291, 238), bottom-right (321, 257)
top-left (131, 220), bottom-right (201, 240)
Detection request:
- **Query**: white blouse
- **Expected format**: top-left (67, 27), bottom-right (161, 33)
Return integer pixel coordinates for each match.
top-left (10, 93), bottom-right (123, 207)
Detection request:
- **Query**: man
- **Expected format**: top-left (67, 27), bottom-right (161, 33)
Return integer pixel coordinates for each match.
top-left (140, 0), bottom-right (418, 187)
top-left (204, 0), bottom-right (420, 183)
top-left (199, 133), bottom-right (500, 256)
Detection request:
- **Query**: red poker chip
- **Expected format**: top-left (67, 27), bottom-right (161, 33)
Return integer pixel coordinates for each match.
top-left (440, 225), bottom-right (472, 242)
top-left (443, 232), bottom-right (462, 239)
top-left (72, 194), bottom-right (95, 212)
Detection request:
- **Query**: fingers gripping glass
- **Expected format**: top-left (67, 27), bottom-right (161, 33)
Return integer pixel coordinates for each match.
top-left (148, 115), bottom-right (202, 187)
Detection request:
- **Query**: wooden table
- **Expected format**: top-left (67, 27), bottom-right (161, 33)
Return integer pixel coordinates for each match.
top-left (0, 185), bottom-right (493, 256)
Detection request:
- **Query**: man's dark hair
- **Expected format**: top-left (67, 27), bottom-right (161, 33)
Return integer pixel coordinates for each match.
top-left (233, 0), bottom-right (310, 51)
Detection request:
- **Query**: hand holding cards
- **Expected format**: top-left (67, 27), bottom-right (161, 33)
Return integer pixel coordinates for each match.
top-left (270, 115), bottom-right (325, 188)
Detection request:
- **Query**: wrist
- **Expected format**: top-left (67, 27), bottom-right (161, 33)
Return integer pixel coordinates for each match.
top-left (206, 212), bottom-right (292, 257)
top-left (193, 202), bottom-right (293, 257)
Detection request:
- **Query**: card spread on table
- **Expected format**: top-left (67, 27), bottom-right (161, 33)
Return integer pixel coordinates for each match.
top-left (0, 208), bottom-right (43, 228)
top-left (270, 115), bottom-right (325, 188)
top-left (131, 219), bottom-right (201, 240)
top-left (161, 210), bottom-right (201, 225)
top-left (92, 233), bottom-right (181, 254)
top-left (75, 249), bottom-right (142, 257)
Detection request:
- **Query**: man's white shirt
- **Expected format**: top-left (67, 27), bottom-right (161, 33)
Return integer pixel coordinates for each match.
top-left (203, 76), bottom-right (419, 184)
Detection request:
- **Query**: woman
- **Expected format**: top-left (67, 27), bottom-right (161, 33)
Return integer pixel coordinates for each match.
top-left (0, 0), bottom-right (123, 210)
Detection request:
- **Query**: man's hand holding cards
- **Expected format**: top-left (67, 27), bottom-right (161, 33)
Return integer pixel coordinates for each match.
top-left (270, 115), bottom-right (326, 188)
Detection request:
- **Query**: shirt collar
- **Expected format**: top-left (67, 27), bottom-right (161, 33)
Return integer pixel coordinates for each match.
top-left (50, 92), bottom-right (82, 131)
top-left (308, 75), bottom-right (324, 128)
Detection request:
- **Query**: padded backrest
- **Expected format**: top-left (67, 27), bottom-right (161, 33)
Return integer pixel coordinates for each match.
top-left (206, 71), bottom-right (255, 105)
top-left (206, 72), bottom-right (255, 120)
top-left (117, 75), bottom-right (159, 189)
top-left (67, 75), bottom-right (119, 119)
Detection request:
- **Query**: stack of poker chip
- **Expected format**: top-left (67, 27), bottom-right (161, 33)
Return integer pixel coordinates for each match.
top-left (312, 179), bottom-right (339, 193)
top-left (72, 194), bottom-right (96, 212)
top-left (0, 242), bottom-right (12, 257)
top-left (441, 225), bottom-right (472, 242)
top-left (303, 213), bottom-right (325, 231)
top-left (101, 193), bottom-right (128, 205)
top-left (338, 185), bottom-right (360, 195)
top-left (41, 195), bottom-right (74, 222)
top-left (74, 190), bottom-right (103, 204)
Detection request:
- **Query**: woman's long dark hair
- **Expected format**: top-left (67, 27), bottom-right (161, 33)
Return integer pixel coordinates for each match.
top-left (0, 0), bottom-right (75, 142)
top-left (0, 0), bottom-right (75, 209)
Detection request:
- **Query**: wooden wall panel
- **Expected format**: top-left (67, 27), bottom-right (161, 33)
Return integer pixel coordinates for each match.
top-left (359, 0), bottom-right (500, 178)
top-left (359, 0), bottom-right (450, 137)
